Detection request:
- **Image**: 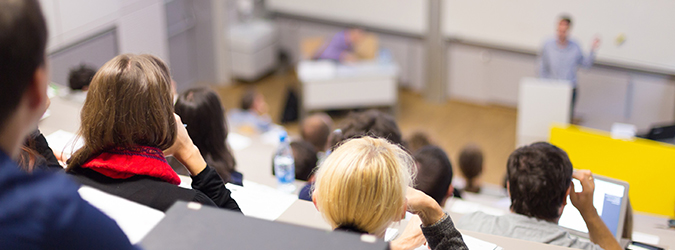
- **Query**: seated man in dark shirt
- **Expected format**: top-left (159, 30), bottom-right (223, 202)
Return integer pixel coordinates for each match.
top-left (0, 1), bottom-right (137, 249)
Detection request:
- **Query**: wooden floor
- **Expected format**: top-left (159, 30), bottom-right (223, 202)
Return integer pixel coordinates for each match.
top-left (213, 72), bottom-right (517, 186)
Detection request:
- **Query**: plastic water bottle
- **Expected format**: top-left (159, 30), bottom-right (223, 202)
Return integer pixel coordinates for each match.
top-left (274, 131), bottom-right (296, 193)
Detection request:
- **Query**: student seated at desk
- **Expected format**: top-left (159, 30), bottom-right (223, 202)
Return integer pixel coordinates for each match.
top-left (457, 143), bottom-right (484, 194)
top-left (413, 145), bottom-right (455, 207)
top-left (312, 137), bottom-right (468, 250)
top-left (456, 142), bottom-right (622, 250)
top-left (227, 88), bottom-right (273, 134)
top-left (66, 54), bottom-right (240, 213)
top-left (300, 112), bottom-right (333, 156)
top-left (0, 1), bottom-right (136, 248)
top-left (64, 64), bottom-right (96, 103)
top-left (299, 109), bottom-right (405, 201)
top-left (175, 87), bottom-right (243, 186)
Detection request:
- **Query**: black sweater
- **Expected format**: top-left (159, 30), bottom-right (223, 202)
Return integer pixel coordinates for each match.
top-left (69, 166), bottom-right (241, 213)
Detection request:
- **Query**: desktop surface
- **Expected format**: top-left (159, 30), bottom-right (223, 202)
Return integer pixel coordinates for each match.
top-left (141, 201), bottom-right (389, 250)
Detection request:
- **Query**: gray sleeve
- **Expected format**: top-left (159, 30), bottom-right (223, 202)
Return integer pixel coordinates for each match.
top-left (579, 45), bottom-right (595, 69)
top-left (421, 213), bottom-right (469, 250)
top-left (568, 237), bottom-right (605, 250)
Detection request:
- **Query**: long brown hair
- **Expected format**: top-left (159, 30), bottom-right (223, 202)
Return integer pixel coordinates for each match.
top-left (174, 87), bottom-right (236, 182)
top-left (17, 138), bottom-right (46, 173)
top-left (67, 54), bottom-right (176, 170)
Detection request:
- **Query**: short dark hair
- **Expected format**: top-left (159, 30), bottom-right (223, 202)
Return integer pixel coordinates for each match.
top-left (459, 144), bottom-right (483, 182)
top-left (291, 140), bottom-right (318, 181)
top-left (0, 0), bottom-right (48, 130)
top-left (406, 131), bottom-right (432, 154)
top-left (559, 15), bottom-right (572, 26)
top-left (413, 145), bottom-right (454, 205)
top-left (507, 142), bottom-right (573, 221)
top-left (175, 87), bottom-right (236, 182)
top-left (300, 113), bottom-right (332, 152)
top-left (240, 88), bottom-right (257, 110)
top-left (330, 109), bottom-right (403, 150)
top-left (68, 64), bottom-right (97, 90)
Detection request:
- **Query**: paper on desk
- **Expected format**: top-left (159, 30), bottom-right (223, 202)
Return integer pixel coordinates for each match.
top-left (450, 199), bottom-right (507, 216)
top-left (227, 132), bottom-right (252, 151)
top-left (632, 231), bottom-right (660, 245)
top-left (462, 234), bottom-right (503, 250)
top-left (226, 180), bottom-right (298, 221)
top-left (45, 130), bottom-right (83, 157)
top-left (78, 186), bottom-right (165, 244)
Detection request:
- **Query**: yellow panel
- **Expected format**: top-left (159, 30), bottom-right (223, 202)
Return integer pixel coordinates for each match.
top-left (550, 126), bottom-right (675, 217)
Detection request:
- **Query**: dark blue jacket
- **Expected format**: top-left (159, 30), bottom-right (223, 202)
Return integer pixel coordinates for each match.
top-left (0, 150), bottom-right (139, 250)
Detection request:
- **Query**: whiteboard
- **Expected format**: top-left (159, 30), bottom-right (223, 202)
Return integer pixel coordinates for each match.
top-left (266, 0), bottom-right (428, 35)
top-left (443, 0), bottom-right (675, 73)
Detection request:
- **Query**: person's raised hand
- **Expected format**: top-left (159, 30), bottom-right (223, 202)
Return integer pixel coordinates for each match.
top-left (163, 114), bottom-right (190, 158)
top-left (164, 114), bottom-right (206, 175)
top-left (406, 188), bottom-right (445, 227)
top-left (570, 170), bottom-right (597, 216)
top-left (591, 37), bottom-right (601, 51)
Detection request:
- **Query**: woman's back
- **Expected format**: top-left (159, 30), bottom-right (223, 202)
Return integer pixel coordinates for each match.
top-left (66, 54), bottom-right (240, 212)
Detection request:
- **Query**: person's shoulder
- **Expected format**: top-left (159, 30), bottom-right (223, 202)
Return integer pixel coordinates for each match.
top-left (542, 38), bottom-right (557, 47)
top-left (455, 211), bottom-right (499, 230)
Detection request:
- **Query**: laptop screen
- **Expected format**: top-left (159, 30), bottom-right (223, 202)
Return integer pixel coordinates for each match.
top-left (559, 177), bottom-right (626, 237)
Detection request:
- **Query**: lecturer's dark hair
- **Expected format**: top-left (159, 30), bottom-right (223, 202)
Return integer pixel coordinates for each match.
top-left (559, 15), bottom-right (572, 26)
top-left (175, 87), bottom-right (236, 182)
top-left (507, 142), bottom-right (573, 221)
top-left (0, 0), bottom-right (48, 130)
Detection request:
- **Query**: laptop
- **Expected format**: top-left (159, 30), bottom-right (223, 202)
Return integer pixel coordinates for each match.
top-left (140, 201), bottom-right (389, 250)
top-left (559, 174), bottom-right (630, 241)
top-left (639, 124), bottom-right (675, 141)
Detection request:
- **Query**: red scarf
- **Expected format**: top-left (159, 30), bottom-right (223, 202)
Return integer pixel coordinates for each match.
top-left (81, 145), bottom-right (181, 185)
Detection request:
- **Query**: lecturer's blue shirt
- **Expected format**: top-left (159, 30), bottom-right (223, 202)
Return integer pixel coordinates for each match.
top-left (0, 150), bottom-right (139, 250)
top-left (538, 38), bottom-right (595, 86)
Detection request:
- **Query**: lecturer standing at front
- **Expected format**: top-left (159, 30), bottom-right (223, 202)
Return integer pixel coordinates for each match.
top-left (538, 15), bottom-right (600, 122)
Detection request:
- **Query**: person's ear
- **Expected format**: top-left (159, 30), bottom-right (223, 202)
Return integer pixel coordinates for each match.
top-left (564, 185), bottom-right (571, 206)
top-left (446, 184), bottom-right (454, 199)
top-left (399, 198), bottom-right (407, 221)
top-left (312, 190), bottom-right (319, 210)
top-left (27, 65), bottom-right (49, 114)
top-left (506, 181), bottom-right (511, 197)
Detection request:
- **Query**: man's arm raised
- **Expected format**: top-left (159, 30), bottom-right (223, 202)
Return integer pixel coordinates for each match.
top-left (570, 170), bottom-right (622, 250)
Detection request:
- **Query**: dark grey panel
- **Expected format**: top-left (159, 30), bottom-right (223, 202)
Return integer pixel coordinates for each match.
top-left (141, 201), bottom-right (389, 250)
top-left (48, 29), bottom-right (118, 88)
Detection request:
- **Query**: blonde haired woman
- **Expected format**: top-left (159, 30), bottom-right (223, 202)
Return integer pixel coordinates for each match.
top-left (313, 137), bottom-right (467, 249)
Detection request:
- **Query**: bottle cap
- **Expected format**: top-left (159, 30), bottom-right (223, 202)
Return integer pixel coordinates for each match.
top-left (279, 131), bottom-right (287, 142)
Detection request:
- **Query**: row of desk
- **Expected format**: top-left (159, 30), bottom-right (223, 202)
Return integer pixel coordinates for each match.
top-left (40, 93), bottom-right (675, 250)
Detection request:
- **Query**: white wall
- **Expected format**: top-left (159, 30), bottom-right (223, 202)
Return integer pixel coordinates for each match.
top-left (444, 0), bottom-right (675, 74)
top-left (40, 0), bottom-right (169, 62)
top-left (446, 42), bottom-right (675, 131)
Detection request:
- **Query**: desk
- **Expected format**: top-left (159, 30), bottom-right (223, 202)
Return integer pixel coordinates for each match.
top-left (633, 213), bottom-right (675, 249)
top-left (40, 94), bottom-right (83, 135)
top-left (276, 199), bottom-right (572, 250)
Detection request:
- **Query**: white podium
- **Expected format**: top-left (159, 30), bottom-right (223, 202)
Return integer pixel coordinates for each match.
top-left (516, 78), bottom-right (573, 147)
top-left (297, 59), bottom-right (399, 114)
